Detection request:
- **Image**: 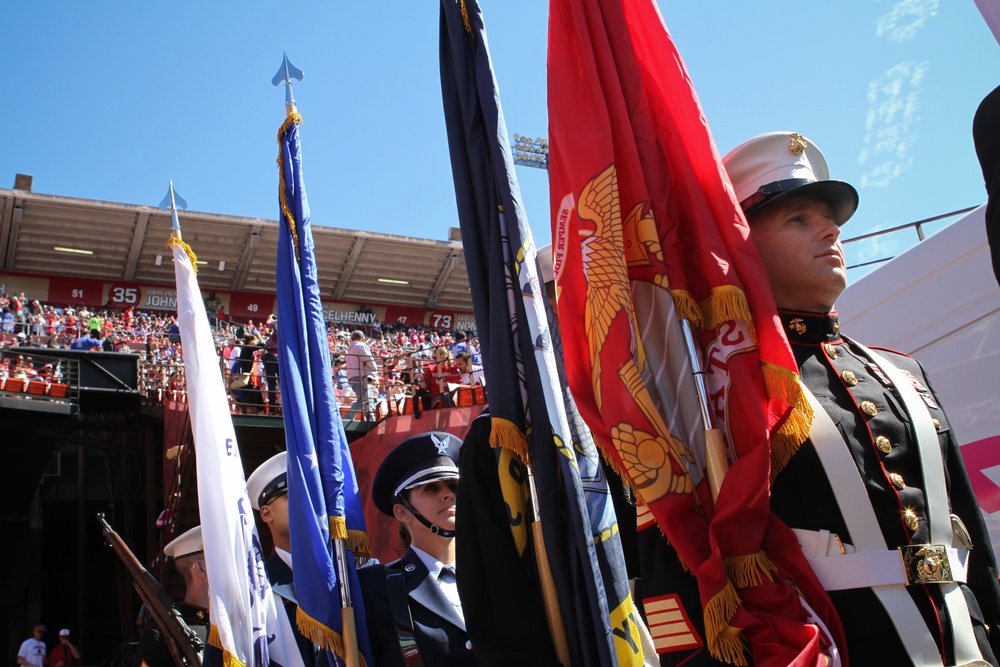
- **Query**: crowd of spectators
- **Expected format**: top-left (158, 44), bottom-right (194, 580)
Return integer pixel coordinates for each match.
top-left (1, 292), bottom-right (485, 421)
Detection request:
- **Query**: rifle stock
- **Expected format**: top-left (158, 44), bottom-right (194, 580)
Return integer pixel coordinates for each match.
top-left (96, 513), bottom-right (203, 667)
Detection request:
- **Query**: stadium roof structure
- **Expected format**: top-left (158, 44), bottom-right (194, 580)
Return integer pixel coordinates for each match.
top-left (0, 179), bottom-right (473, 313)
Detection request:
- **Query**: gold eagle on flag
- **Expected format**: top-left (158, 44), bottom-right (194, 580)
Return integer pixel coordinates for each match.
top-left (578, 164), bottom-right (695, 502)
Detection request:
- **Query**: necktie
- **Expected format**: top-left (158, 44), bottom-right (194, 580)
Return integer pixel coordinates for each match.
top-left (438, 565), bottom-right (465, 626)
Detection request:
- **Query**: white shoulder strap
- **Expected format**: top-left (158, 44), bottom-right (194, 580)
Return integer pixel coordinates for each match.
top-left (848, 341), bottom-right (981, 666)
top-left (802, 385), bottom-right (945, 665)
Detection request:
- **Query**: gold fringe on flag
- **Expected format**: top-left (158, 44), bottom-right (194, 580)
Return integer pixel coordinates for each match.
top-left (166, 236), bottom-right (198, 274)
top-left (296, 608), bottom-right (368, 667)
top-left (277, 112), bottom-right (304, 262)
top-left (703, 581), bottom-right (747, 666)
top-left (700, 285), bottom-right (756, 342)
top-left (669, 289), bottom-right (702, 328)
top-left (208, 625), bottom-right (247, 667)
top-left (760, 361), bottom-right (814, 481)
top-left (711, 624), bottom-right (749, 667)
top-left (459, 0), bottom-right (472, 34)
top-left (724, 551), bottom-right (777, 588)
top-left (489, 416), bottom-right (530, 464)
top-left (328, 520), bottom-right (372, 559)
top-left (347, 529), bottom-right (372, 560)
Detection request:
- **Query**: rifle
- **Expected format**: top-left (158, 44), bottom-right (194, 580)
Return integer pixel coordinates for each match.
top-left (96, 513), bottom-right (203, 667)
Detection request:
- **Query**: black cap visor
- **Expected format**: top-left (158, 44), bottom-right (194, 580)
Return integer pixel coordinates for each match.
top-left (742, 178), bottom-right (858, 226)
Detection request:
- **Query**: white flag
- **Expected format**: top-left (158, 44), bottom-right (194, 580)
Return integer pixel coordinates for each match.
top-left (171, 239), bottom-right (305, 667)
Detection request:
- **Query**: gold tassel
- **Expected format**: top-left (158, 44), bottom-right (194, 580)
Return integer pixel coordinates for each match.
top-left (459, 0), bottom-right (472, 33)
top-left (703, 582), bottom-right (748, 666)
top-left (329, 515), bottom-right (348, 541)
top-left (165, 237), bottom-right (199, 274)
top-left (724, 551), bottom-right (777, 588)
top-left (347, 529), bottom-right (372, 560)
top-left (700, 285), bottom-right (756, 342)
top-left (296, 608), bottom-right (349, 664)
top-left (670, 289), bottom-right (702, 328)
top-left (711, 625), bottom-right (749, 667)
top-left (489, 416), bottom-right (530, 465)
top-left (277, 113), bottom-right (304, 262)
top-left (761, 362), bottom-right (814, 481)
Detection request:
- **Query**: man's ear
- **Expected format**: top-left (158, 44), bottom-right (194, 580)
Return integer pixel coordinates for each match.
top-left (260, 504), bottom-right (272, 523)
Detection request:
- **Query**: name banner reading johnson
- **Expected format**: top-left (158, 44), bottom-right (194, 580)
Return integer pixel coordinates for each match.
top-left (2, 272), bottom-right (477, 332)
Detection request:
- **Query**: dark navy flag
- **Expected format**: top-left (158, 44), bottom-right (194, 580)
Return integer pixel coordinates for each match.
top-left (440, 1), bottom-right (645, 665)
top-left (276, 111), bottom-right (373, 666)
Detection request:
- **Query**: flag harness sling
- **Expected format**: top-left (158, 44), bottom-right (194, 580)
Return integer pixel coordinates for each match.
top-left (385, 563), bottom-right (425, 667)
top-left (798, 339), bottom-right (983, 666)
top-left (382, 492), bottom-right (453, 664)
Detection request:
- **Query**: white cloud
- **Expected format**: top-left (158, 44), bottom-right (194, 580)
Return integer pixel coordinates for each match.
top-left (876, 0), bottom-right (939, 43)
top-left (858, 61), bottom-right (927, 187)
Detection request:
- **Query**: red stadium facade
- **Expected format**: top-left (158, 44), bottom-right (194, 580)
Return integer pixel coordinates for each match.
top-left (1, 270), bottom-right (476, 331)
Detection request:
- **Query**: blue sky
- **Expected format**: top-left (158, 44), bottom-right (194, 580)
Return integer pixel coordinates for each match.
top-left (3, 1), bottom-right (997, 281)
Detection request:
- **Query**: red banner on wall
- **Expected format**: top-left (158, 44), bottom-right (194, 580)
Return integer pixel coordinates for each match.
top-left (48, 277), bottom-right (106, 307)
top-left (228, 291), bottom-right (276, 321)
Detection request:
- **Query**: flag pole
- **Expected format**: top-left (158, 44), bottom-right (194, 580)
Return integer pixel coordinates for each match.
top-left (527, 466), bottom-right (572, 666)
top-left (272, 53), bottom-right (361, 667)
top-left (334, 542), bottom-right (360, 667)
top-left (681, 319), bottom-right (729, 502)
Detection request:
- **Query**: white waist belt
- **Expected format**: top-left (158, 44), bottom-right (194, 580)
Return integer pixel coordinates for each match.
top-left (794, 529), bottom-right (970, 591)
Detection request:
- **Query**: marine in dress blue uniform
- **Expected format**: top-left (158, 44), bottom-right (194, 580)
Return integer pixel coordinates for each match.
top-left (359, 431), bottom-right (477, 667)
top-left (131, 526), bottom-right (219, 667)
top-left (725, 132), bottom-right (1000, 666)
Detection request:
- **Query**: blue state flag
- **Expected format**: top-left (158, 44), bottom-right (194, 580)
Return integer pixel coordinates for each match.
top-left (275, 110), bottom-right (373, 667)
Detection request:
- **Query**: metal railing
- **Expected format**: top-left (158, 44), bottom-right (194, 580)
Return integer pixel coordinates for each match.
top-left (843, 205), bottom-right (978, 270)
top-left (137, 343), bottom-right (488, 427)
top-left (0, 348), bottom-right (80, 407)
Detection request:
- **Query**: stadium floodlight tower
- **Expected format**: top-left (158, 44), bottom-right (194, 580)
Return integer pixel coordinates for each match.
top-left (512, 134), bottom-right (549, 170)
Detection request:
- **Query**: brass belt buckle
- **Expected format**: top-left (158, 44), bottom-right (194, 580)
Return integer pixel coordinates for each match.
top-left (899, 544), bottom-right (953, 585)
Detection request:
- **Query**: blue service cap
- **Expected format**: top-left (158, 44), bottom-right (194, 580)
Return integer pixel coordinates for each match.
top-left (372, 432), bottom-right (462, 517)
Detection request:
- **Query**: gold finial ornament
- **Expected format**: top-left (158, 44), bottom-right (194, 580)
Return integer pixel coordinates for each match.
top-left (788, 133), bottom-right (807, 156)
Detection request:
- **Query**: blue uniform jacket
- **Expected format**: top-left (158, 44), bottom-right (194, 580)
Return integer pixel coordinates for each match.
top-left (359, 547), bottom-right (477, 667)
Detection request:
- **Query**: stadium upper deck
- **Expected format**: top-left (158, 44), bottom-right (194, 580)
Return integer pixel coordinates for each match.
top-left (0, 176), bottom-right (475, 326)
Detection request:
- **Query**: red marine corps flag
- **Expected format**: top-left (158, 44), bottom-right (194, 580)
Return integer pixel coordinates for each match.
top-left (548, 0), bottom-right (845, 665)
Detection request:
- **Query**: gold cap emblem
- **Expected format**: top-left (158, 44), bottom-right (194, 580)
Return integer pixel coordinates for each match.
top-left (789, 132), bottom-right (808, 156)
top-left (788, 318), bottom-right (806, 335)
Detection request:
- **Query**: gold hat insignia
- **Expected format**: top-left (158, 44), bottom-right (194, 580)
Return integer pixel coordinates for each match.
top-left (789, 133), bottom-right (807, 156)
